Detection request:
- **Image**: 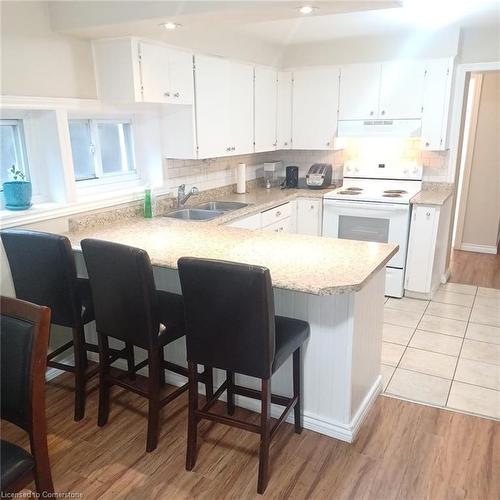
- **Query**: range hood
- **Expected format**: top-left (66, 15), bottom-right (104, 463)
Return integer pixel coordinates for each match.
top-left (337, 119), bottom-right (422, 138)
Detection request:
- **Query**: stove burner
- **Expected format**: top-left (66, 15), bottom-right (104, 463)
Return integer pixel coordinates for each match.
top-left (338, 190), bottom-right (360, 195)
top-left (345, 187), bottom-right (363, 191)
top-left (383, 189), bottom-right (407, 194)
top-left (383, 193), bottom-right (403, 198)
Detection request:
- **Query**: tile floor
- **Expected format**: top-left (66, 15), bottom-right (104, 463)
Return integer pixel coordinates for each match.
top-left (381, 284), bottom-right (500, 420)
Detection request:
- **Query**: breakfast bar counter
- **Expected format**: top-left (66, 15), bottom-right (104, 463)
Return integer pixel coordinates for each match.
top-left (66, 197), bottom-right (397, 443)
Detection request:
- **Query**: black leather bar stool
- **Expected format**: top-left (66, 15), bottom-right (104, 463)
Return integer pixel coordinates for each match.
top-left (177, 257), bottom-right (310, 494)
top-left (0, 229), bottom-right (134, 421)
top-left (81, 238), bottom-right (213, 452)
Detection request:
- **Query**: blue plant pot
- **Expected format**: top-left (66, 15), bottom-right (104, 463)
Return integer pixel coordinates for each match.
top-left (3, 181), bottom-right (32, 210)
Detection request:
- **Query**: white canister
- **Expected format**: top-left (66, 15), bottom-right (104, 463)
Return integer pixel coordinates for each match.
top-left (236, 163), bottom-right (246, 194)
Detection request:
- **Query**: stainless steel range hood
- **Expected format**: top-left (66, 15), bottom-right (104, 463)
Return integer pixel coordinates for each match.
top-left (337, 119), bottom-right (422, 138)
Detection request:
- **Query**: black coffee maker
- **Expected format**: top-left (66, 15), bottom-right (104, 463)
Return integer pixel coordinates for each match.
top-left (282, 166), bottom-right (299, 189)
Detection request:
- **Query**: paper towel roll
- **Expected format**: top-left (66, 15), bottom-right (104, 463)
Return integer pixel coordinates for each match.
top-left (236, 163), bottom-right (246, 194)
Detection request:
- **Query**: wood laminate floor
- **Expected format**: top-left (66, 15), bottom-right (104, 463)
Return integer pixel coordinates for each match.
top-left (2, 373), bottom-right (499, 499)
top-left (449, 249), bottom-right (500, 288)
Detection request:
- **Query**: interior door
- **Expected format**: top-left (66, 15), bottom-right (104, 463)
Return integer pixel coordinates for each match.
top-left (167, 48), bottom-right (194, 105)
top-left (194, 54), bottom-right (230, 158)
top-left (277, 71), bottom-right (293, 150)
top-left (138, 42), bottom-right (170, 103)
top-left (254, 66), bottom-right (278, 153)
top-left (379, 61), bottom-right (426, 119)
top-left (338, 63), bottom-right (381, 120)
top-left (229, 61), bottom-right (254, 155)
top-left (292, 67), bottom-right (339, 150)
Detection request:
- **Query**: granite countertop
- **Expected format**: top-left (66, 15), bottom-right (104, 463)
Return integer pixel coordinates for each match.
top-left (66, 186), bottom-right (397, 296)
top-left (410, 189), bottom-right (453, 206)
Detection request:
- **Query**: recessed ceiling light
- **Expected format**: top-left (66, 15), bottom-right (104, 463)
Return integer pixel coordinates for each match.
top-left (161, 22), bottom-right (181, 30)
top-left (298, 5), bottom-right (317, 14)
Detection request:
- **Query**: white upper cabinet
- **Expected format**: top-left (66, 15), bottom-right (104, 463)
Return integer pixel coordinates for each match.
top-left (276, 71), bottom-right (293, 150)
top-left (254, 66), bottom-right (278, 153)
top-left (421, 58), bottom-right (453, 150)
top-left (378, 61), bottom-right (425, 119)
top-left (338, 63), bottom-right (381, 120)
top-left (166, 47), bottom-right (194, 105)
top-left (138, 42), bottom-right (170, 103)
top-left (292, 67), bottom-right (340, 150)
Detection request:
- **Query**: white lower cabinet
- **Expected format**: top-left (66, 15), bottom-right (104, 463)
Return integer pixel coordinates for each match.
top-left (262, 218), bottom-right (292, 234)
top-left (226, 212), bottom-right (262, 229)
top-left (295, 198), bottom-right (322, 236)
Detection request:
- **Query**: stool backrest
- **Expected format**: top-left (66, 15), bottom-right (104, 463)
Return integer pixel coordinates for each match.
top-left (0, 296), bottom-right (51, 432)
top-left (178, 257), bottom-right (276, 379)
top-left (81, 238), bottom-right (159, 348)
top-left (1, 229), bottom-right (82, 328)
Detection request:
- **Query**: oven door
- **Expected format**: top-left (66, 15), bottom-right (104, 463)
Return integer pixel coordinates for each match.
top-left (322, 199), bottom-right (410, 268)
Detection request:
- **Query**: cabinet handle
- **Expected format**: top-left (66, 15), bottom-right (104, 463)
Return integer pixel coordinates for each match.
top-left (381, 110), bottom-right (386, 116)
top-left (273, 142), bottom-right (277, 147)
top-left (425, 141), bottom-right (430, 147)
top-left (164, 91), bottom-right (170, 97)
top-left (370, 111), bottom-right (374, 116)
top-left (284, 142), bottom-right (288, 146)
top-left (326, 141), bottom-right (330, 146)
top-left (276, 211), bottom-right (281, 217)
top-left (174, 92), bottom-right (180, 98)
top-left (426, 211), bottom-right (431, 219)
top-left (226, 147), bottom-right (231, 152)
top-left (231, 146), bottom-right (236, 151)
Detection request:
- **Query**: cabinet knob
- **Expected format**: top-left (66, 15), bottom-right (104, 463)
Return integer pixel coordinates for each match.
top-left (310, 205), bottom-right (315, 210)
top-left (425, 141), bottom-right (430, 147)
top-left (273, 142), bottom-right (277, 147)
top-left (370, 111), bottom-right (374, 116)
top-left (174, 92), bottom-right (180, 98)
top-left (164, 91), bottom-right (170, 97)
top-left (426, 211), bottom-right (431, 218)
top-left (381, 110), bottom-right (386, 116)
top-left (226, 147), bottom-right (231, 152)
top-left (284, 142), bottom-right (288, 146)
top-left (276, 211), bottom-right (281, 217)
top-left (231, 146), bottom-right (235, 151)
top-left (326, 141), bottom-right (330, 146)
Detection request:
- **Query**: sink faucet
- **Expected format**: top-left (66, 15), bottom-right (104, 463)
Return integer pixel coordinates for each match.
top-left (177, 184), bottom-right (199, 208)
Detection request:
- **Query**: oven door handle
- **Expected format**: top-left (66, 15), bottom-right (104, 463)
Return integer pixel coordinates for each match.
top-left (323, 199), bottom-right (410, 211)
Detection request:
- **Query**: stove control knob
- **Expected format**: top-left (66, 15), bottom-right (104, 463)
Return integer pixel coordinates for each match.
top-left (346, 166), bottom-right (351, 172)
top-left (354, 167), bottom-right (359, 173)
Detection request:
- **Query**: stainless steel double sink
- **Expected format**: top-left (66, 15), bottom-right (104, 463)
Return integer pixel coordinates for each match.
top-left (164, 201), bottom-right (249, 221)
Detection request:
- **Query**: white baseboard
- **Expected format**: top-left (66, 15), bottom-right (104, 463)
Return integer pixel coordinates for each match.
top-left (460, 243), bottom-right (498, 254)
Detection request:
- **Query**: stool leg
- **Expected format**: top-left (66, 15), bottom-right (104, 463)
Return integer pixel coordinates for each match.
top-left (186, 361), bottom-right (199, 471)
top-left (293, 347), bottom-right (303, 434)
top-left (146, 347), bottom-right (161, 452)
top-left (72, 326), bottom-right (87, 421)
top-left (125, 342), bottom-right (136, 381)
top-left (97, 333), bottom-right (111, 427)
top-left (204, 365), bottom-right (213, 401)
top-left (159, 346), bottom-right (166, 386)
top-left (257, 378), bottom-right (271, 495)
top-left (226, 371), bottom-right (235, 416)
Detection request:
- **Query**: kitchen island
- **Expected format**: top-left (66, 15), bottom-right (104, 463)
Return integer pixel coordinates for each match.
top-left (66, 194), bottom-right (397, 443)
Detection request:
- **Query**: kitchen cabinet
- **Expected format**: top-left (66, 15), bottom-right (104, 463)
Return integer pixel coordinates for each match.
top-left (296, 198), bottom-right (322, 236)
top-left (292, 67), bottom-right (340, 150)
top-left (405, 198), bottom-right (452, 298)
top-left (254, 66), bottom-right (278, 153)
top-left (276, 71), bottom-right (293, 150)
top-left (262, 218), bottom-right (292, 234)
top-left (226, 212), bottom-right (262, 230)
top-left (421, 58), bottom-right (453, 150)
top-left (93, 38), bottom-right (194, 105)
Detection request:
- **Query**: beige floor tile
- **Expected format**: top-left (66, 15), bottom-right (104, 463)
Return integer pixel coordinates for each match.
top-left (399, 347), bottom-right (457, 379)
top-left (466, 323), bottom-right (500, 345)
top-left (382, 323), bottom-right (414, 346)
top-left (384, 308), bottom-right (423, 329)
top-left (381, 342), bottom-right (406, 367)
top-left (474, 295), bottom-right (500, 310)
top-left (477, 287), bottom-right (500, 299)
top-left (470, 304), bottom-right (500, 328)
top-left (418, 315), bottom-right (467, 337)
top-left (460, 339), bottom-right (500, 366)
top-left (440, 283), bottom-right (477, 296)
top-left (426, 302), bottom-right (471, 322)
top-left (447, 381), bottom-right (500, 419)
top-left (381, 364), bottom-right (395, 391)
top-left (409, 330), bottom-right (463, 357)
top-left (432, 290), bottom-right (475, 308)
top-left (385, 297), bottom-right (429, 314)
top-left (386, 368), bottom-right (451, 406)
top-left (455, 358), bottom-right (500, 391)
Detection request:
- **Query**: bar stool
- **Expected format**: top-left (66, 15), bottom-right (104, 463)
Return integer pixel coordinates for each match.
top-left (0, 229), bottom-right (133, 421)
top-left (81, 238), bottom-right (213, 452)
top-left (177, 257), bottom-right (310, 494)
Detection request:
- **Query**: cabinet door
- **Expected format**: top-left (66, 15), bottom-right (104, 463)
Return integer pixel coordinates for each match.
top-left (405, 206), bottom-right (438, 293)
top-left (262, 217), bottom-right (292, 234)
top-left (229, 61), bottom-right (254, 155)
top-left (292, 67), bottom-right (339, 150)
top-left (167, 48), bottom-right (194, 105)
top-left (254, 66), bottom-right (278, 153)
top-left (296, 198), bottom-right (322, 236)
top-left (194, 54), bottom-right (230, 158)
top-left (139, 42), bottom-right (170, 103)
top-left (421, 58), bottom-right (453, 150)
top-left (276, 71), bottom-right (293, 150)
top-left (338, 63), bottom-right (381, 120)
top-left (226, 212), bottom-right (262, 229)
top-left (379, 61), bottom-right (425, 119)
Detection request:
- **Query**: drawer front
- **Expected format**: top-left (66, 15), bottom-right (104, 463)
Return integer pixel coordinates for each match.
top-left (262, 217), bottom-right (291, 234)
top-left (226, 212), bottom-right (262, 230)
top-left (261, 202), bottom-right (291, 227)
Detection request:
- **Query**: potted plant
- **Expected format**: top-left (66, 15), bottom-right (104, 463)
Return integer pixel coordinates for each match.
top-left (3, 165), bottom-right (32, 210)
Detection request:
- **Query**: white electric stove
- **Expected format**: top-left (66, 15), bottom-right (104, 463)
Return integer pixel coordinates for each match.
top-left (322, 162), bottom-right (422, 297)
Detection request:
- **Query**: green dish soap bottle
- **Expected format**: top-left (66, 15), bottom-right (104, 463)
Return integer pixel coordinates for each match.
top-left (144, 187), bottom-right (153, 218)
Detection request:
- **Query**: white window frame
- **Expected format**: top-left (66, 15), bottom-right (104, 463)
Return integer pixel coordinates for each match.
top-left (0, 118), bottom-right (30, 185)
top-left (69, 117), bottom-right (139, 188)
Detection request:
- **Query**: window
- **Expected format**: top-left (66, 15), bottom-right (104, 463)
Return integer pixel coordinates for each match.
top-left (69, 119), bottom-right (136, 182)
top-left (0, 119), bottom-right (29, 185)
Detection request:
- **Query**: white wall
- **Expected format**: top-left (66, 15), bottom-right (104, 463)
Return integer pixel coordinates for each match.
top-left (0, 1), bottom-right (96, 98)
top-left (458, 26), bottom-right (500, 64)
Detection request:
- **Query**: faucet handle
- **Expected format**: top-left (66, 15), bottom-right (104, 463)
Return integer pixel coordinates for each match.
top-left (178, 184), bottom-right (186, 191)
top-left (191, 187), bottom-right (199, 195)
